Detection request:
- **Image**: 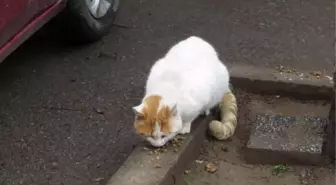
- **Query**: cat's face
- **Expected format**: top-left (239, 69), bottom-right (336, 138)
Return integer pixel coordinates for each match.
top-left (132, 95), bottom-right (182, 147)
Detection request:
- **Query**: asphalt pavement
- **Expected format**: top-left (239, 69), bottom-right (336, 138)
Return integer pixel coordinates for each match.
top-left (0, 0), bottom-right (334, 184)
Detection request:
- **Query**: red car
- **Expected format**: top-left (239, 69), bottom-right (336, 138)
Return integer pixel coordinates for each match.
top-left (0, 0), bottom-right (120, 63)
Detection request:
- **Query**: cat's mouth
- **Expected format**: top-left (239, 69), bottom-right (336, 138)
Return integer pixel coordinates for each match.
top-left (146, 132), bottom-right (178, 147)
top-left (146, 137), bottom-right (165, 147)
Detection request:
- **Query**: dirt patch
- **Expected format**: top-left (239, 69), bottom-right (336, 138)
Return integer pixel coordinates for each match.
top-left (176, 91), bottom-right (334, 185)
top-left (177, 139), bottom-right (334, 185)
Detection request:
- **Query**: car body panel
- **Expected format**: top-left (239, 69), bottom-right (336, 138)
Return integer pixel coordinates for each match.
top-left (0, 0), bottom-right (66, 63)
top-left (0, 0), bottom-right (30, 48)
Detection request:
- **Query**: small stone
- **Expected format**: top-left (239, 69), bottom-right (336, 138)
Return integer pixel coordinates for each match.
top-left (93, 107), bottom-right (104, 114)
top-left (153, 150), bottom-right (160, 155)
top-left (155, 164), bottom-right (162, 168)
top-left (94, 177), bottom-right (104, 182)
top-left (184, 170), bottom-right (191, 174)
top-left (195, 160), bottom-right (204, 164)
top-left (300, 170), bottom-right (307, 178)
top-left (97, 51), bottom-right (113, 58)
top-left (276, 65), bottom-right (285, 72)
top-left (299, 169), bottom-right (311, 179)
top-left (300, 179), bottom-right (308, 185)
top-left (221, 147), bottom-right (229, 152)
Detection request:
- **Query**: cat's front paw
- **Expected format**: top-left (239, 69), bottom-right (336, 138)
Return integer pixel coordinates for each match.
top-left (179, 122), bottom-right (191, 134)
top-left (179, 128), bottom-right (190, 134)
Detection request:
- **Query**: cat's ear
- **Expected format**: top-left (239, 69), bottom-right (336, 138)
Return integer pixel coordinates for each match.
top-left (170, 103), bottom-right (178, 116)
top-left (132, 104), bottom-right (144, 118)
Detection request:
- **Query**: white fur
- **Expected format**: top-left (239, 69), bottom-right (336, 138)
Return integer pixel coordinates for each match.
top-left (139, 36), bottom-right (230, 147)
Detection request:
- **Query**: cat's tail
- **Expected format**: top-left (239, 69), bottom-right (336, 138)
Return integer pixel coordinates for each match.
top-left (209, 90), bottom-right (238, 140)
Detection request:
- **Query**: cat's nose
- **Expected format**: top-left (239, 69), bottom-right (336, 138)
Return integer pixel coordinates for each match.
top-left (153, 135), bottom-right (162, 140)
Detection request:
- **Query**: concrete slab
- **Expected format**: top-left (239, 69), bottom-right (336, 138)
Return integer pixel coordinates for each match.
top-left (106, 115), bottom-right (215, 185)
top-left (229, 64), bottom-right (333, 100)
top-left (245, 114), bottom-right (328, 165)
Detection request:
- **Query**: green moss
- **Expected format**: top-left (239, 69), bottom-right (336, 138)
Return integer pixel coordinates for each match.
top-left (271, 164), bottom-right (291, 175)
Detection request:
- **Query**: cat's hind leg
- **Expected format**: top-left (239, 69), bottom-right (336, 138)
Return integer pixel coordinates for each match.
top-left (201, 109), bottom-right (211, 116)
top-left (204, 109), bottom-right (211, 116)
top-left (180, 109), bottom-right (201, 134)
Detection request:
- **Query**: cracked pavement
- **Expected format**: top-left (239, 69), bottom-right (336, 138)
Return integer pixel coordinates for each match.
top-left (0, 0), bottom-right (334, 184)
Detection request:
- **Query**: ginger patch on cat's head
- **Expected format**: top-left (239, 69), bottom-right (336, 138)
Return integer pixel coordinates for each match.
top-left (132, 95), bottom-right (173, 137)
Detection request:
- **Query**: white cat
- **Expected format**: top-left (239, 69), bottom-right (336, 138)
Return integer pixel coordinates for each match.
top-left (132, 36), bottom-right (237, 147)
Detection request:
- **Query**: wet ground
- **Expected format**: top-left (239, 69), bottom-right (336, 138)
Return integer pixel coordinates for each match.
top-left (0, 0), bottom-right (334, 184)
top-left (177, 91), bottom-right (334, 185)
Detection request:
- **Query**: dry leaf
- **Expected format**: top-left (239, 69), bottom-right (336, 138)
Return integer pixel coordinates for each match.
top-left (310, 71), bottom-right (322, 78)
top-left (205, 163), bottom-right (217, 173)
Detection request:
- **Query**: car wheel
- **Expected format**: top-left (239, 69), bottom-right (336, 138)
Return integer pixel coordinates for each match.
top-left (57, 0), bottom-right (120, 44)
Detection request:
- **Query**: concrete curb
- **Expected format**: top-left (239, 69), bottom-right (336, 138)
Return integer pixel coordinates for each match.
top-left (229, 64), bottom-right (334, 100)
top-left (106, 115), bottom-right (215, 185)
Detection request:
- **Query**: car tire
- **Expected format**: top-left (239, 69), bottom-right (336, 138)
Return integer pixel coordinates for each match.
top-left (56, 0), bottom-right (120, 44)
